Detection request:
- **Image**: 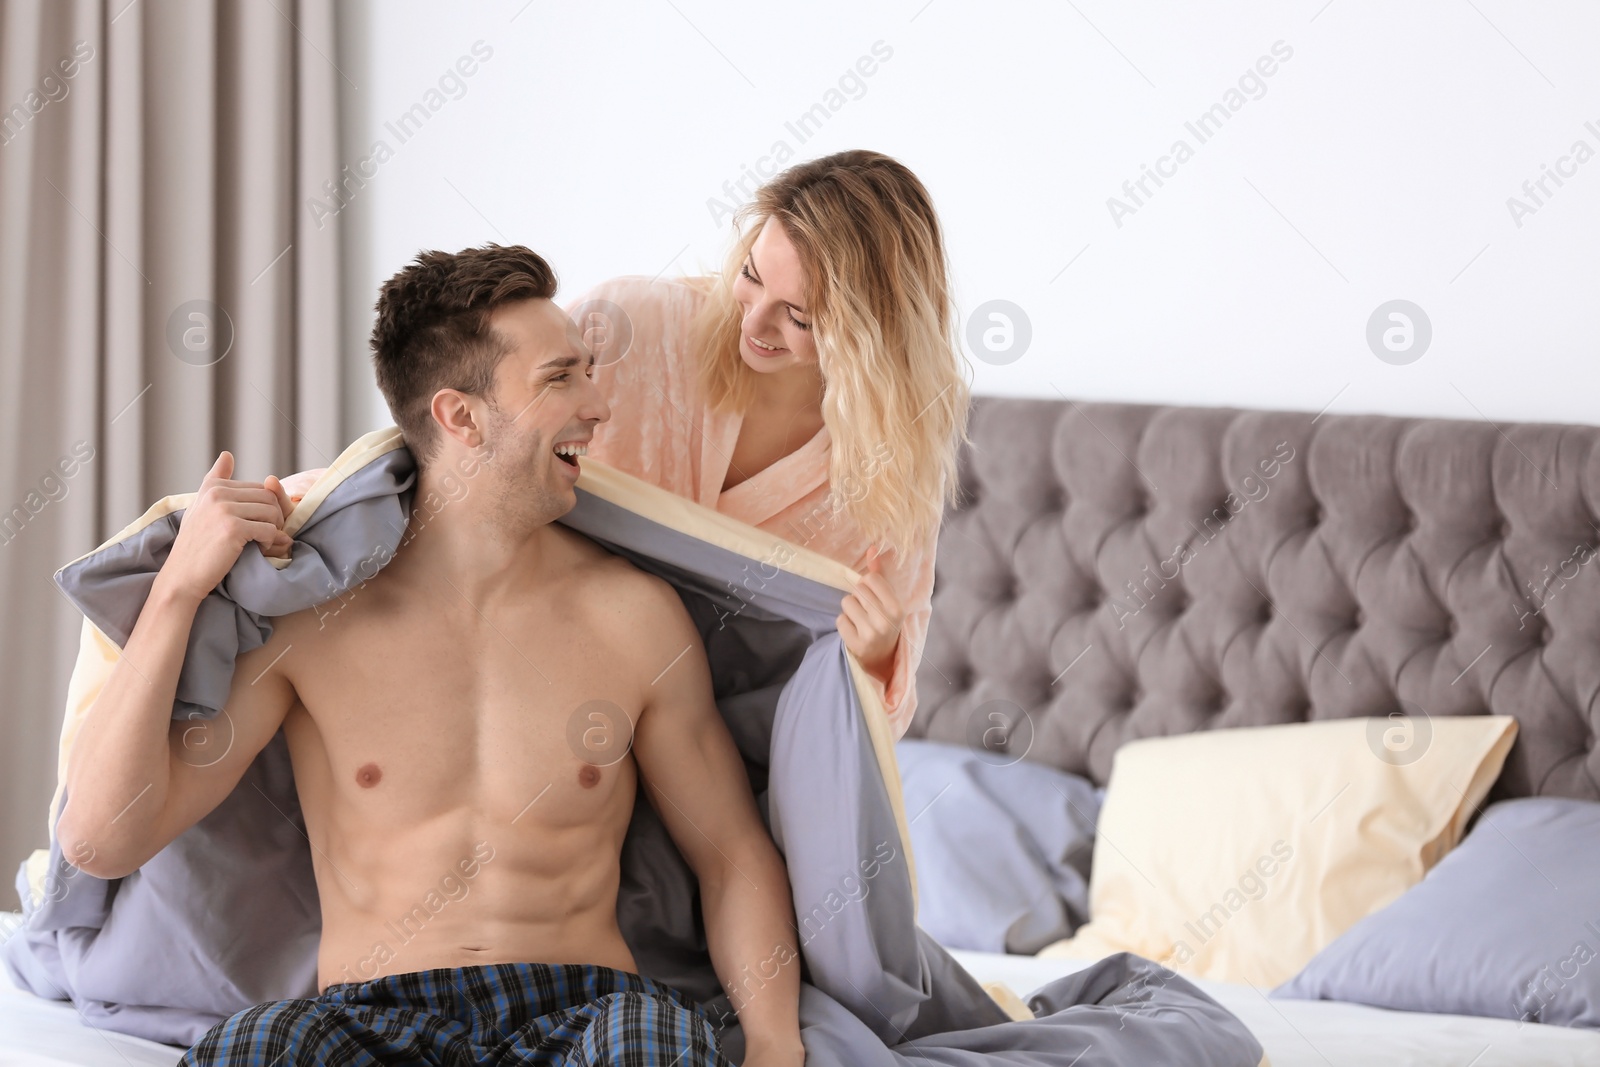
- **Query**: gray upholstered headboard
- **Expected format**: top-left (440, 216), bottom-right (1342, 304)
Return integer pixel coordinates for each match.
top-left (907, 396), bottom-right (1600, 802)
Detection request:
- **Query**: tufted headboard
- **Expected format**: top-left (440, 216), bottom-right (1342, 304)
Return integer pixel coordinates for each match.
top-left (907, 396), bottom-right (1600, 802)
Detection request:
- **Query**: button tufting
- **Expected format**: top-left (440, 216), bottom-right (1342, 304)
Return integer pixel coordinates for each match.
top-left (1403, 511), bottom-right (1419, 533)
top-left (1258, 601), bottom-right (1273, 623)
top-left (1309, 504), bottom-right (1325, 526)
top-left (1351, 608), bottom-right (1365, 629)
top-left (1499, 518), bottom-right (1512, 540)
top-left (1446, 617), bottom-right (1459, 638)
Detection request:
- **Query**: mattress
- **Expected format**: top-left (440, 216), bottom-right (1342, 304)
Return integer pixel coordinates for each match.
top-left (0, 923), bottom-right (182, 1065)
top-left (949, 948), bottom-right (1600, 1067)
top-left (5, 914), bottom-right (1598, 1067)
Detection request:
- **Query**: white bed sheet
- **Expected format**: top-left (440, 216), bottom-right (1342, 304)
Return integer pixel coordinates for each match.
top-left (951, 948), bottom-right (1600, 1067)
top-left (6, 913), bottom-right (1599, 1067)
top-left (0, 947), bottom-right (183, 1066)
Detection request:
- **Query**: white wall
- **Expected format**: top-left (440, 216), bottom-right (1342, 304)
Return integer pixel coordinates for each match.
top-left (334, 0), bottom-right (1600, 437)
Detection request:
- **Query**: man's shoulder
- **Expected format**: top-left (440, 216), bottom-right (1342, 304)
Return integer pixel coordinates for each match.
top-left (268, 557), bottom-right (407, 644)
top-left (551, 527), bottom-right (686, 621)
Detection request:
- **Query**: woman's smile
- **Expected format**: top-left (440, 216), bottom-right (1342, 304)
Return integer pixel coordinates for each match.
top-left (745, 333), bottom-right (787, 356)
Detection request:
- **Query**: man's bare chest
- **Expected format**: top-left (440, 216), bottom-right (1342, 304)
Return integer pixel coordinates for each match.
top-left (277, 603), bottom-right (645, 827)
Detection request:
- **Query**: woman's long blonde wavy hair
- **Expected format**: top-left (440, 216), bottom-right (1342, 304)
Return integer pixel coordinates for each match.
top-left (693, 150), bottom-right (971, 558)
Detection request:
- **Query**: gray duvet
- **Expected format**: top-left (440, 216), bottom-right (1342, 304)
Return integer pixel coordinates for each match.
top-left (3, 446), bottom-right (1262, 1065)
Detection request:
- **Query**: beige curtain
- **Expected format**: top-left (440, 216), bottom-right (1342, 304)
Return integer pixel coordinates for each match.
top-left (0, 0), bottom-right (342, 909)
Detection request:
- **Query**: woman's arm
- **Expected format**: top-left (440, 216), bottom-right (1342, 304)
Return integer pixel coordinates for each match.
top-left (879, 536), bottom-right (936, 740)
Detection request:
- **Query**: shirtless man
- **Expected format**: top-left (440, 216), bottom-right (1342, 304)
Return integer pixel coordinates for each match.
top-left (56, 245), bottom-right (805, 1066)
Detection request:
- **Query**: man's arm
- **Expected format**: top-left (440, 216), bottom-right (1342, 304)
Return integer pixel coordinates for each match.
top-left (629, 580), bottom-right (805, 1067)
top-left (57, 452), bottom-right (298, 880)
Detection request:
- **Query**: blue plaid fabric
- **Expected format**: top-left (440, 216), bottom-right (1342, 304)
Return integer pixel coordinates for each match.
top-left (179, 961), bottom-right (735, 1066)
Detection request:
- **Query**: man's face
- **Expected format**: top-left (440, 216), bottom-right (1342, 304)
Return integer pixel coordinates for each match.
top-left (473, 298), bottom-right (610, 528)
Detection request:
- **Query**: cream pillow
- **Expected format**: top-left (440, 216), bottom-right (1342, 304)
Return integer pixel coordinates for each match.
top-left (1039, 715), bottom-right (1518, 987)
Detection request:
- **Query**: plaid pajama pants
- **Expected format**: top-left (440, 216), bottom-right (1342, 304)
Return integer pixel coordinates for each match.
top-left (179, 961), bottom-right (735, 1066)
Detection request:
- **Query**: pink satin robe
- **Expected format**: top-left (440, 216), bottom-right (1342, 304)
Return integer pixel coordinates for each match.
top-left (564, 275), bottom-right (935, 740)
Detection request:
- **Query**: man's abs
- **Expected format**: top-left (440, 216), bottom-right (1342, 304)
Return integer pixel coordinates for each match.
top-left (270, 555), bottom-right (649, 991)
top-left (297, 770), bottom-right (641, 991)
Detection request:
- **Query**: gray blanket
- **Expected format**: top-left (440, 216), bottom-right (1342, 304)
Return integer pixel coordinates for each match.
top-left (3, 439), bottom-right (1262, 1065)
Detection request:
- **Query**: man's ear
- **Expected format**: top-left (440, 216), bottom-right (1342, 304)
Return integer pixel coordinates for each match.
top-left (430, 388), bottom-right (487, 451)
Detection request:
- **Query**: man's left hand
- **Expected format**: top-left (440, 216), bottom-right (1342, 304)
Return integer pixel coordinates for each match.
top-left (741, 1035), bottom-right (806, 1067)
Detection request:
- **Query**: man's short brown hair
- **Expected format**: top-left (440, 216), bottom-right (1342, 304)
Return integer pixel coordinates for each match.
top-left (371, 244), bottom-right (558, 464)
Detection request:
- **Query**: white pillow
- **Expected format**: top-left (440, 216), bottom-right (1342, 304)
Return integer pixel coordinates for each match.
top-left (1039, 715), bottom-right (1518, 986)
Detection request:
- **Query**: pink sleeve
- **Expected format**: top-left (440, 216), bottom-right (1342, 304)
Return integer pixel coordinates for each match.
top-left (874, 528), bottom-right (939, 741)
top-left (562, 276), bottom-right (703, 498)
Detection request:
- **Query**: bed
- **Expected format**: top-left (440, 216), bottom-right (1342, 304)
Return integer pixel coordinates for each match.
top-left (0, 934), bottom-right (185, 1065)
top-left (896, 395), bottom-right (1600, 1063)
top-left (949, 949), bottom-right (1600, 1067)
top-left (6, 913), bottom-right (1597, 1067)
top-left (906, 396), bottom-right (1600, 799)
top-left (6, 396), bottom-right (1600, 1064)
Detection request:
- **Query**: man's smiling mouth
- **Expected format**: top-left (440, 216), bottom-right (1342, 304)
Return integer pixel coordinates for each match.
top-left (553, 441), bottom-right (588, 467)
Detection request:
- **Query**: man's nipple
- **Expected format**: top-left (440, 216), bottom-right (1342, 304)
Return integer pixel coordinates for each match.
top-left (355, 762), bottom-right (383, 788)
top-left (578, 765), bottom-right (601, 788)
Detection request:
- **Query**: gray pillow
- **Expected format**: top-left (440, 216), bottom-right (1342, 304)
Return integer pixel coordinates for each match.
top-left (1275, 796), bottom-right (1600, 1028)
top-left (895, 738), bottom-right (1101, 954)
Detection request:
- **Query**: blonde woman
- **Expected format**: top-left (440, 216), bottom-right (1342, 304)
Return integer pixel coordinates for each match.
top-left (565, 150), bottom-right (970, 740)
top-left (277, 152), bottom-right (969, 737)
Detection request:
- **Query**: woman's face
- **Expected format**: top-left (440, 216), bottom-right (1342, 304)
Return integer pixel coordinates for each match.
top-left (731, 217), bottom-right (819, 376)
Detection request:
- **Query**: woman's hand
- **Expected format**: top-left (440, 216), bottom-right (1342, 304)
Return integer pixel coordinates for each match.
top-left (837, 548), bottom-right (904, 686)
top-left (258, 474), bottom-right (296, 560)
top-left (258, 467), bottom-right (323, 560)
top-left (159, 453), bottom-right (294, 601)
top-left (276, 467), bottom-right (325, 502)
